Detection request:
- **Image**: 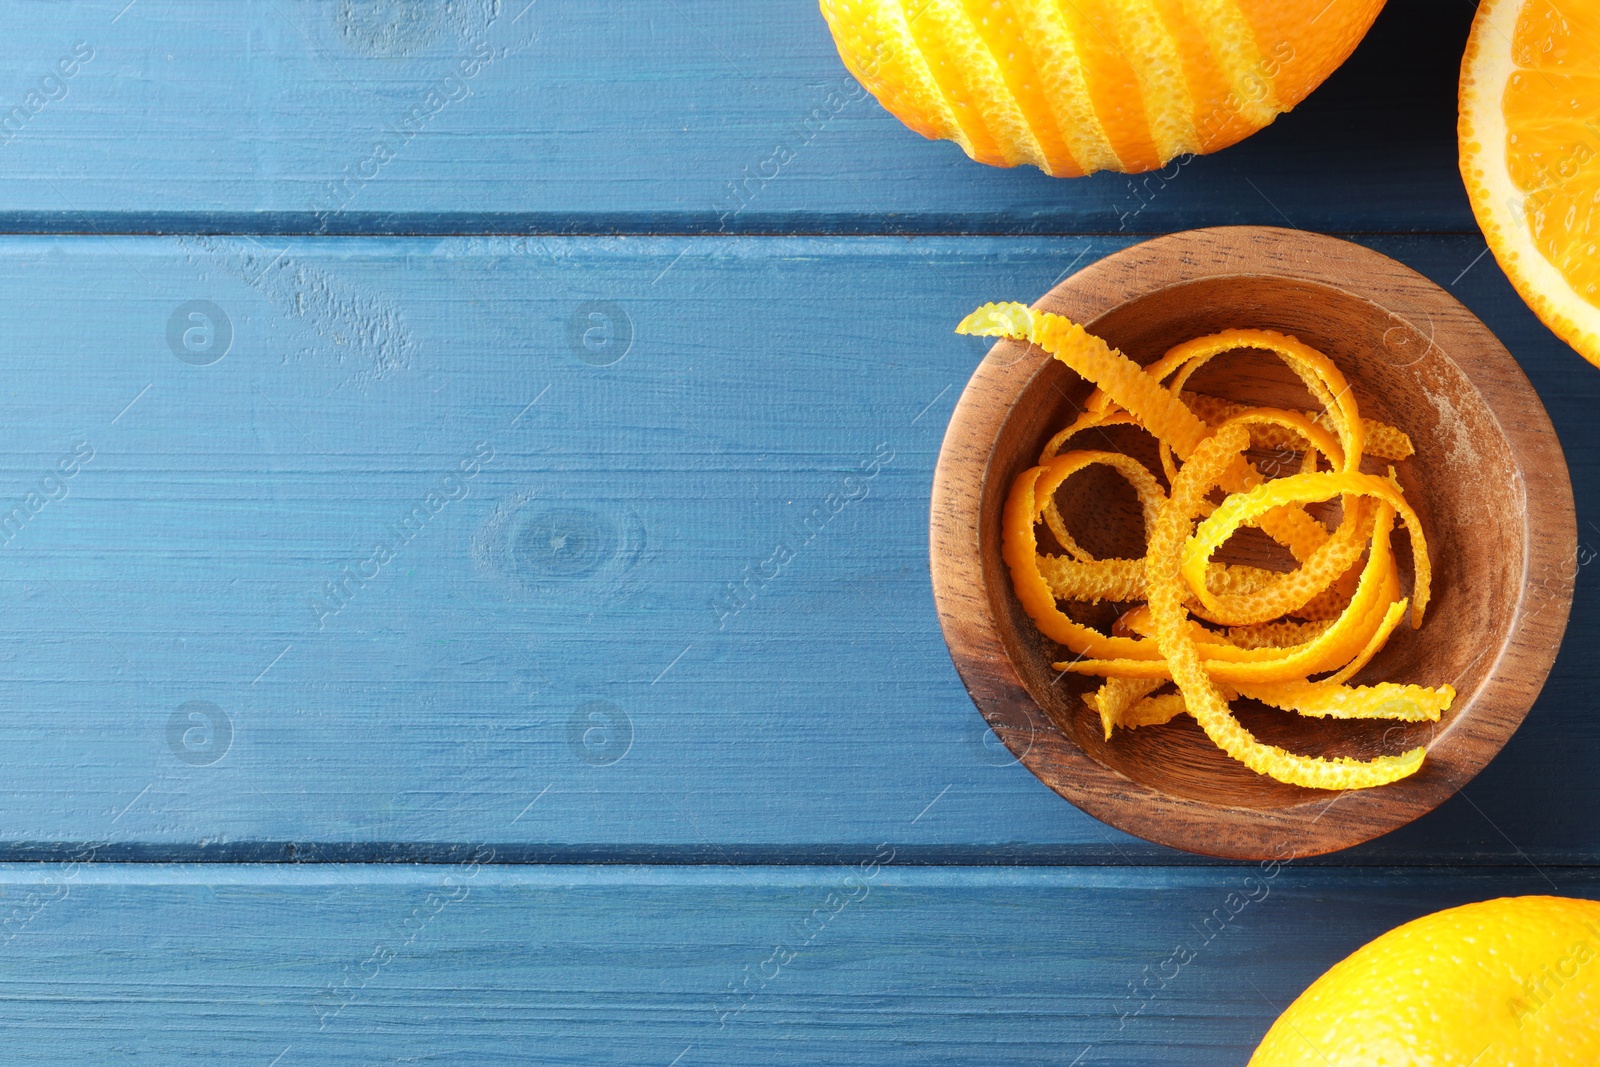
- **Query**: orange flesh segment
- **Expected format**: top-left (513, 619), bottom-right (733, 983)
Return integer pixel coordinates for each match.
top-left (1508, 1), bottom-right (1600, 309)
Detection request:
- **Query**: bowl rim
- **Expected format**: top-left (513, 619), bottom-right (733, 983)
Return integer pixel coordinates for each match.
top-left (929, 225), bottom-right (1576, 860)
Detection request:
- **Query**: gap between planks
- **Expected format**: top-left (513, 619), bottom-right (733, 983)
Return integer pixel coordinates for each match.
top-left (0, 213), bottom-right (1493, 239)
top-left (0, 862), bottom-right (1596, 886)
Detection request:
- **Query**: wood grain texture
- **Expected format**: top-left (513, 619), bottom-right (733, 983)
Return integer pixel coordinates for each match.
top-left (0, 233), bottom-right (1585, 864)
top-left (0, 0), bottom-right (1470, 234)
top-left (931, 227), bottom-right (1575, 858)
top-left (0, 862), bottom-right (1584, 1065)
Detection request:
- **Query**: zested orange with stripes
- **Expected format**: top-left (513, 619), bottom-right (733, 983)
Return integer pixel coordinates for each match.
top-left (819, 0), bottom-right (1387, 175)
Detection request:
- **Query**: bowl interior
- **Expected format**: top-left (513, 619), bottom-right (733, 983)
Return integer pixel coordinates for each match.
top-left (983, 275), bottom-right (1524, 811)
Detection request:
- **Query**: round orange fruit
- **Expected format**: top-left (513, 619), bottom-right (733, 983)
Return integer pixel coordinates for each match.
top-left (1250, 896), bottom-right (1600, 1065)
top-left (1461, 0), bottom-right (1600, 369)
top-left (818, 0), bottom-right (1388, 176)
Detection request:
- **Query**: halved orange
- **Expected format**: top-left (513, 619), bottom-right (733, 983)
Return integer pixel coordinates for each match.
top-left (1461, 0), bottom-right (1600, 368)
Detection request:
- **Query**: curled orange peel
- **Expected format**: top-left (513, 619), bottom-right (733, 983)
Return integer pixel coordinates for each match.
top-left (1038, 409), bottom-right (1138, 558)
top-left (1162, 329), bottom-right (1365, 468)
top-left (1027, 447), bottom-right (1167, 603)
top-left (1039, 408), bottom-right (1137, 464)
top-left (1144, 429), bottom-right (1425, 789)
top-left (963, 304), bottom-right (1350, 565)
top-left (959, 303), bottom-right (1212, 458)
top-left (1002, 464), bottom-right (1152, 660)
top-left (1182, 391), bottom-right (1414, 462)
top-left (1224, 618), bottom-right (1336, 650)
top-left (1083, 677), bottom-right (1164, 741)
top-left (1068, 502), bottom-right (1403, 684)
top-left (967, 303), bottom-right (1452, 790)
top-left (1185, 494), bottom-right (1375, 626)
top-left (1164, 330), bottom-right (1365, 568)
top-left (1114, 679), bottom-right (1452, 728)
top-left (1184, 469), bottom-right (1431, 628)
top-left (1037, 556), bottom-right (1145, 604)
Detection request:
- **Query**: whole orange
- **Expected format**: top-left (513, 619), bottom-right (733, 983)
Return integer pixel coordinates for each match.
top-left (819, 0), bottom-right (1387, 175)
top-left (1251, 896), bottom-right (1600, 1065)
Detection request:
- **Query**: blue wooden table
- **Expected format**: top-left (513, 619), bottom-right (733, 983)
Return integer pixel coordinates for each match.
top-left (0, 1), bottom-right (1593, 1062)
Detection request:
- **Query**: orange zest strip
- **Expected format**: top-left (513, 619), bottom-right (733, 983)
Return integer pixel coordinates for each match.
top-left (1162, 328), bottom-right (1365, 468)
top-left (1001, 464), bottom-right (1155, 660)
top-left (1319, 594), bottom-right (1405, 687)
top-left (1241, 678), bottom-right (1454, 721)
top-left (957, 303), bottom-right (1212, 458)
top-left (1161, 330), bottom-right (1366, 567)
top-left (1117, 691), bottom-right (1189, 730)
top-left (1046, 456), bottom-right (1403, 682)
top-left (965, 302), bottom-right (1449, 789)
top-left (1224, 617), bottom-right (1336, 650)
top-left (1182, 391), bottom-right (1414, 462)
top-left (1038, 408), bottom-right (1138, 557)
top-left (961, 306), bottom-right (1342, 566)
top-left (1040, 408), bottom-right (1138, 463)
top-left (1082, 676), bottom-right (1164, 740)
top-left (1184, 496), bottom-right (1376, 626)
top-left (1142, 425), bottom-right (1425, 789)
top-left (1034, 448), bottom-right (1167, 550)
top-left (1038, 555), bottom-right (1145, 603)
top-left (1070, 503), bottom-right (1403, 684)
top-left (1184, 469), bottom-right (1432, 627)
top-left (1114, 680), bottom-right (1452, 726)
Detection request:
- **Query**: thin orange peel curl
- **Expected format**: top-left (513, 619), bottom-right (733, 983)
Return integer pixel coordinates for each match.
top-left (960, 303), bottom-right (1455, 791)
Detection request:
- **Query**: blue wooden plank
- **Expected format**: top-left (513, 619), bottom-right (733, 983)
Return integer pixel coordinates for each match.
top-left (0, 6), bottom-right (1571, 1063)
top-left (0, 863), bottom-right (1587, 1064)
top-left (0, 0), bottom-right (1471, 235)
top-left (0, 232), bottom-right (1590, 865)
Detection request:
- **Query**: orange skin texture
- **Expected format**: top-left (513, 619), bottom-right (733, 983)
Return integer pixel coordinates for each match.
top-left (1251, 896), bottom-right (1600, 1065)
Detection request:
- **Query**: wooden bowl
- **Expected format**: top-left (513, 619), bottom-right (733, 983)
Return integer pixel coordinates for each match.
top-left (930, 226), bottom-right (1575, 859)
